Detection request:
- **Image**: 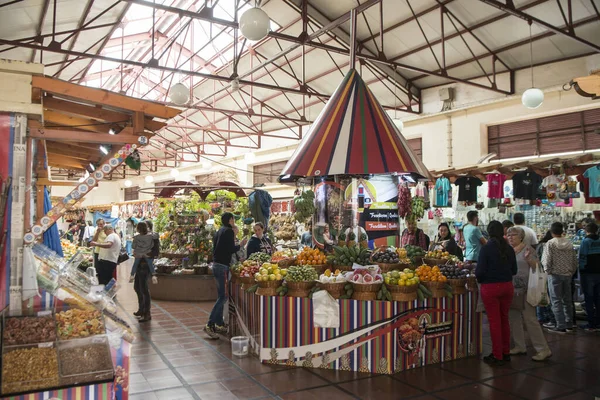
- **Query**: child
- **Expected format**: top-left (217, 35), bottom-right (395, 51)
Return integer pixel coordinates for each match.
top-left (129, 222), bottom-right (155, 283)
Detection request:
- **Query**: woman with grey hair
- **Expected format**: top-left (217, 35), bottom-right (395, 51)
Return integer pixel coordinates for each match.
top-left (506, 226), bottom-right (552, 361)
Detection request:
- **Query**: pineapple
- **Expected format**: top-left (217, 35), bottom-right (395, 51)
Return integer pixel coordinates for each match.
top-left (359, 233), bottom-right (368, 249)
top-left (376, 358), bottom-right (389, 374)
top-left (286, 350), bottom-right (297, 367)
top-left (358, 356), bottom-right (370, 373)
top-left (347, 232), bottom-right (357, 247)
top-left (320, 353), bottom-right (331, 369)
top-left (338, 232), bottom-right (346, 247)
top-left (302, 352), bottom-right (314, 368)
top-left (340, 354), bottom-right (352, 371)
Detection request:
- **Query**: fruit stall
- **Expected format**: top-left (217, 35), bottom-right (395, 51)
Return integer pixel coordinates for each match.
top-left (228, 70), bottom-right (482, 375)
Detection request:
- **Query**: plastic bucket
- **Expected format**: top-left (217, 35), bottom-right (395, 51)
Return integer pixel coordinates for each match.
top-left (231, 336), bottom-right (249, 357)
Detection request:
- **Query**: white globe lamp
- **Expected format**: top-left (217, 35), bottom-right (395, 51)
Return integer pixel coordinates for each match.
top-left (170, 168), bottom-right (180, 178)
top-left (239, 8), bottom-right (270, 41)
top-left (393, 119), bottom-right (404, 132)
top-left (521, 88), bottom-right (544, 109)
top-left (145, 175), bottom-right (154, 183)
top-left (169, 83), bottom-right (189, 105)
top-left (124, 179), bottom-right (133, 187)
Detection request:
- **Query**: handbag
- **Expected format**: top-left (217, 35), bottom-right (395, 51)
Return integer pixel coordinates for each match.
top-left (117, 249), bottom-right (130, 264)
top-left (510, 289), bottom-right (525, 311)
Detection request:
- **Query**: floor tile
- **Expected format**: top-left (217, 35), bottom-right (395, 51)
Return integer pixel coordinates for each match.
top-left (551, 392), bottom-right (598, 400)
top-left (438, 357), bottom-right (515, 381)
top-left (280, 385), bottom-right (356, 399)
top-left (251, 369), bottom-right (329, 394)
top-left (129, 392), bottom-right (160, 400)
top-left (190, 381), bottom-right (230, 395)
top-left (393, 365), bottom-right (471, 392)
top-left (436, 383), bottom-right (522, 400)
top-left (148, 376), bottom-right (185, 391)
top-left (154, 387), bottom-right (195, 400)
top-left (483, 373), bottom-right (574, 399)
top-left (527, 365), bottom-right (600, 395)
top-left (311, 368), bottom-right (374, 383)
top-left (338, 376), bottom-right (424, 399)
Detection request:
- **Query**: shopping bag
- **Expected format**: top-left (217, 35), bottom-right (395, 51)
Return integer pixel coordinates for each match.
top-left (526, 266), bottom-right (548, 307)
top-left (313, 290), bottom-right (339, 328)
top-left (22, 247), bottom-right (40, 300)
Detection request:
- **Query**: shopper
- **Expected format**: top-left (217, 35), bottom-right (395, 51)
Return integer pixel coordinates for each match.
top-left (430, 222), bottom-right (463, 260)
top-left (145, 220), bottom-right (160, 259)
top-left (77, 219), bottom-right (86, 246)
top-left (536, 231), bottom-right (556, 326)
top-left (246, 222), bottom-right (273, 257)
top-left (82, 221), bottom-right (96, 246)
top-left (464, 211), bottom-right (487, 262)
top-left (513, 213), bottom-right (538, 248)
top-left (542, 223), bottom-right (578, 333)
top-left (91, 219), bottom-right (106, 268)
top-left (501, 220), bottom-right (514, 239)
top-left (578, 221), bottom-right (600, 331)
top-left (129, 221), bottom-right (155, 283)
top-left (476, 221), bottom-right (517, 366)
top-left (300, 221), bottom-right (313, 249)
top-left (205, 212), bottom-right (246, 339)
top-left (401, 218), bottom-right (430, 251)
top-left (65, 222), bottom-right (78, 243)
top-left (125, 218), bottom-right (135, 256)
top-left (90, 225), bottom-right (121, 285)
top-left (506, 226), bottom-right (552, 361)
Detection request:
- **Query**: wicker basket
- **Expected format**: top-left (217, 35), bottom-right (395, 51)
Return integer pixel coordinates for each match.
top-left (352, 282), bottom-right (382, 293)
top-left (423, 258), bottom-right (447, 267)
top-left (318, 281), bottom-right (347, 299)
top-left (373, 262), bottom-right (402, 273)
top-left (352, 291), bottom-right (377, 300)
top-left (277, 258), bottom-right (296, 268)
top-left (334, 265), bottom-right (353, 272)
top-left (423, 281), bottom-right (447, 298)
top-left (239, 276), bottom-right (255, 290)
top-left (310, 264), bottom-right (328, 274)
top-left (447, 278), bottom-right (467, 295)
top-left (466, 277), bottom-right (478, 292)
top-left (256, 279), bottom-right (282, 296)
top-left (286, 281), bottom-right (316, 298)
top-left (385, 283), bottom-right (418, 302)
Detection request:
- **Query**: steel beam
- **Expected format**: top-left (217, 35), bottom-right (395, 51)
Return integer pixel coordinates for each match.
top-left (29, 128), bottom-right (140, 144)
top-left (479, 0), bottom-right (600, 53)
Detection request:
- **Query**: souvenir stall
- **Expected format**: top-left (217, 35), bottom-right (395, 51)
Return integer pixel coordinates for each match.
top-left (229, 70), bottom-right (483, 374)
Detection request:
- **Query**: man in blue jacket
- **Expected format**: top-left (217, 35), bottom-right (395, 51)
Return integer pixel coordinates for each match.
top-left (578, 222), bottom-right (600, 331)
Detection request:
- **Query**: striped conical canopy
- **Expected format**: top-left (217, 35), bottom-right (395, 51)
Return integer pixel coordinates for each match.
top-left (279, 69), bottom-right (429, 181)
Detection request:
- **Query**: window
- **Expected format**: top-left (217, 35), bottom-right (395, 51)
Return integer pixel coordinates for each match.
top-left (124, 186), bottom-right (139, 201)
top-left (253, 161), bottom-right (288, 186)
top-left (407, 138), bottom-right (423, 160)
top-left (488, 108), bottom-right (600, 160)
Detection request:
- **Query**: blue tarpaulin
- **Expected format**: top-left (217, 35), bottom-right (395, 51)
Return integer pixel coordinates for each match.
top-left (42, 187), bottom-right (63, 257)
top-left (93, 211), bottom-right (118, 228)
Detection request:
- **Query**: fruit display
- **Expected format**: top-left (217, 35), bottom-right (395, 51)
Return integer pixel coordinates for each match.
top-left (410, 196), bottom-right (425, 219)
top-left (2, 347), bottom-right (59, 394)
top-left (328, 246), bottom-right (371, 266)
top-left (318, 269), bottom-right (347, 283)
top-left (347, 232), bottom-right (357, 247)
top-left (247, 252), bottom-right (272, 264)
top-left (415, 265), bottom-right (447, 282)
top-left (440, 265), bottom-right (473, 280)
top-left (3, 316), bottom-right (57, 345)
top-left (397, 184), bottom-right (412, 218)
top-left (425, 250), bottom-right (451, 260)
top-left (61, 239), bottom-right (79, 259)
top-left (55, 309), bottom-right (105, 340)
top-left (359, 233), bottom-right (368, 248)
top-left (297, 247), bottom-right (327, 265)
top-left (271, 214), bottom-right (297, 241)
top-left (347, 266), bottom-right (383, 284)
top-left (404, 245), bottom-right (425, 264)
top-left (371, 248), bottom-right (400, 264)
top-left (285, 265), bottom-right (318, 282)
top-left (239, 262), bottom-right (260, 278)
top-left (383, 269), bottom-right (420, 287)
top-left (271, 249), bottom-right (298, 261)
top-left (254, 263), bottom-right (287, 282)
top-left (293, 190), bottom-right (315, 222)
top-left (395, 248), bottom-right (412, 264)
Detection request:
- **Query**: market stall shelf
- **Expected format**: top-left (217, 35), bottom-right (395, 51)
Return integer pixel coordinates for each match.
top-left (150, 274), bottom-right (217, 302)
top-left (230, 284), bottom-right (481, 374)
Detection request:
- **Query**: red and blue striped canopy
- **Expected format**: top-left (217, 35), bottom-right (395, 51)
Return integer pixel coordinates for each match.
top-left (279, 69), bottom-right (429, 180)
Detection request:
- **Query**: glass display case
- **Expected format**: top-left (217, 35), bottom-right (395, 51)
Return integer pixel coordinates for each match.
top-left (58, 335), bottom-right (114, 387)
top-left (1, 343), bottom-right (60, 395)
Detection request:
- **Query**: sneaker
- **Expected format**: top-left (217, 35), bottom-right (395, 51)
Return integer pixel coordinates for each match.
top-left (582, 325), bottom-right (598, 332)
top-left (547, 327), bottom-right (567, 334)
top-left (532, 349), bottom-right (552, 362)
top-left (203, 325), bottom-right (219, 340)
top-left (483, 354), bottom-right (505, 366)
top-left (542, 322), bottom-right (556, 329)
top-left (566, 325), bottom-right (576, 332)
top-left (509, 347), bottom-right (527, 355)
top-left (214, 324), bottom-right (228, 334)
top-left (503, 354), bottom-right (511, 362)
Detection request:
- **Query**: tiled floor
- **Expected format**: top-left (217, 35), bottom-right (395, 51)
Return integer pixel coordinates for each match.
top-left (115, 263), bottom-right (600, 400)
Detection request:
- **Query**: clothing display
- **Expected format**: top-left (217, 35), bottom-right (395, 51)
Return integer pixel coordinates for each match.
top-left (512, 170), bottom-right (542, 200)
top-left (541, 174), bottom-right (560, 201)
top-left (486, 173), bottom-right (506, 199)
top-left (434, 177), bottom-right (450, 207)
top-left (583, 165), bottom-right (600, 197)
top-left (576, 174), bottom-right (600, 204)
top-left (455, 176), bottom-right (482, 202)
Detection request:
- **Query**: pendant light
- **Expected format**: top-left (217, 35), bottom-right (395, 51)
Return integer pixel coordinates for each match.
top-left (522, 20), bottom-right (544, 109)
top-left (239, 6), bottom-right (270, 42)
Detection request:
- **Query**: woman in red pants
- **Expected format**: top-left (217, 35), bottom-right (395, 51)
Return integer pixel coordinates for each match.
top-left (476, 220), bottom-right (518, 366)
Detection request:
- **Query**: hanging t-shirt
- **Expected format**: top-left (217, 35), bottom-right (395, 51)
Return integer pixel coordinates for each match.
top-left (583, 166), bottom-right (600, 197)
top-left (576, 174), bottom-right (600, 204)
top-left (512, 171), bottom-right (542, 200)
top-left (434, 177), bottom-right (450, 207)
top-left (486, 173), bottom-right (506, 199)
top-left (542, 174), bottom-right (560, 201)
top-left (455, 176), bottom-right (482, 202)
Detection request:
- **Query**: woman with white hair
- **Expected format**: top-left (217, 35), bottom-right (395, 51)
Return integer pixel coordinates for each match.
top-left (506, 226), bottom-right (552, 362)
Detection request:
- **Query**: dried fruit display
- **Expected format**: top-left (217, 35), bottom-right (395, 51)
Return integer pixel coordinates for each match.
top-left (397, 184), bottom-right (412, 218)
top-left (3, 316), bottom-right (57, 345)
top-left (55, 309), bottom-right (105, 340)
top-left (59, 342), bottom-right (114, 386)
top-left (2, 347), bottom-right (59, 394)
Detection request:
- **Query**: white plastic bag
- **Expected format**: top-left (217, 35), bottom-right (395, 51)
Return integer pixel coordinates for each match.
top-left (526, 266), bottom-right (548, 307)
top-left (22, 246), bottom-right (39, 300)
top-left (312, 290), bottom-right (339, 328)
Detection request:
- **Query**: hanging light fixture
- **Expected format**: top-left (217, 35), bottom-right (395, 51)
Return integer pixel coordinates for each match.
top-left (124, 179), bottom-right (133, 187)
top-left (169, 82), bottom-right (189, 105)
top-left (145, 175), bottom-right (154, 183)
top-left (170, 168), bottom-right (180, 178)
top-left (239, 7), bottom-right (270, 41)
top-left (522, 20), bottom-right (544, 109)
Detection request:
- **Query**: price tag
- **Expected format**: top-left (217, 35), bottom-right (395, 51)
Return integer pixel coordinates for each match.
top-left (38, 342), bottom-right (53, 348)
top-left (37, 310), bottom-right (52, 317)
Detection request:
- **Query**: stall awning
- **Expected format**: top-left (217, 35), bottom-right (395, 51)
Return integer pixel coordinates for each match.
top-left (279, 69), bottom-right (429, 181)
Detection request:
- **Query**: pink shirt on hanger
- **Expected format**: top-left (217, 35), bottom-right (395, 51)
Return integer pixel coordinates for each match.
top-left (486, 173), bottom-right (506, 199)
